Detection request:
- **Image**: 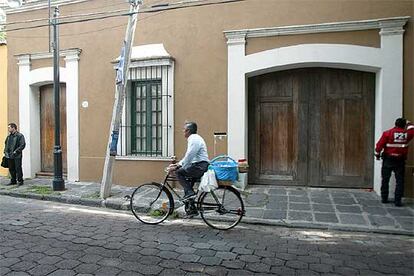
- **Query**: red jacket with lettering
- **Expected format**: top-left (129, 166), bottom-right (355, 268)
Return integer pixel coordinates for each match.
top-left (375, 123), bottom-right (414, 159)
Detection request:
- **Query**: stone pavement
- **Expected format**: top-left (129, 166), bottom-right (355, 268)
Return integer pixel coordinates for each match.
top-left (0, 177), bottom-right (413, 235)
top-left (1, 196), bottom-right (413, 276)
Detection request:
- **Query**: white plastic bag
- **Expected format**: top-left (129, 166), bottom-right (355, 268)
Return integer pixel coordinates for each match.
top-left (232, 173), bottom-right (247, 191)
top-left (199, 169), bottom-right (218, 192)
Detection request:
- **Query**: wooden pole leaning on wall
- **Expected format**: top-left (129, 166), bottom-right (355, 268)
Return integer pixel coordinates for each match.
top-left (101, 0), bottom-right (142, 199)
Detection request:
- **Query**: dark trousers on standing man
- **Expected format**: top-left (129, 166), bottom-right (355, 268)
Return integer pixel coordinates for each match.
top-left (381, 156), bottom-right (405, 203)
top-left (8, 158), bottom-right (23, 184)
top-left (176, 161), bottom-right (209, 196)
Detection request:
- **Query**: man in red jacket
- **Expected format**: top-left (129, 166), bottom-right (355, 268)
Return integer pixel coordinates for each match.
top-left (375, 118), bottom-right (414, 206)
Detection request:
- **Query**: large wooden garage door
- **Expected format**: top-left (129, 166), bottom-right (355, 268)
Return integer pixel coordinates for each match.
top-left (248, 68), bottom-right (375, 188)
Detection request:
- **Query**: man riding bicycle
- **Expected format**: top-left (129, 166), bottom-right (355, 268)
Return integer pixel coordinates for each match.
top-left (168, 121), bottom-right (209, 217)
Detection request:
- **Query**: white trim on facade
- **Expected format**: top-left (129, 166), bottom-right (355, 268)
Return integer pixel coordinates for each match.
top-left (224, 16), bottom-right (410, 38)
top-left (115, 156), bottom-right (174, 161)
top-left (18, 48), bottom-right (82, 61)
top-left (224, 16), bottom-right (409, 194)
top-left (16, 48), bottom-right (81, 181)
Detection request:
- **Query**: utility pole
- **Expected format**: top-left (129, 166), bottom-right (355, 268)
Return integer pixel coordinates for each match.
top-left (52, 6), bottom-right (65, 191)
top-left (101, 0), bottom-right (142, 199)
top-left (48, 0), bottom-right (51, 52)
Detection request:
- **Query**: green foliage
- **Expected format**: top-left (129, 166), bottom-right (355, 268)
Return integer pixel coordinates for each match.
top-left (81, 191), bottom-right (101, 199)
top-left (171, 210), bottom-right (179, 219)
top-left (0, 31), bottom-right (6, 42)
top-left (149, 209), bottom-right (166, 217)
top-left (25, 185), bottom-right (61, 196)
top-left (1, 185), bottom-right (17, 190)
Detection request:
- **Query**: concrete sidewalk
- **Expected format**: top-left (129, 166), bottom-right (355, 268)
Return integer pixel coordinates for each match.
top-left (0, 176), bottom-right (413, 235)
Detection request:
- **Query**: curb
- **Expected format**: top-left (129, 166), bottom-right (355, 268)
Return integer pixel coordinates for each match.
top-left (0, 190), bottom-right (105, 208)
top-left (1, 191), bottom-right (413, 236)
top-left (241, 217), bottom-right (414, 236)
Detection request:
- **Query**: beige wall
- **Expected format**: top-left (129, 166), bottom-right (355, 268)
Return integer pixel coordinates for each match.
top-left (31, 58), bottom-right (64, 70)
top-left (6, 0), bottom-right (413, 189)
top-left (0, 45), bottom-right (7, 176)
top-left (246, 30), bottom-right (381, 55)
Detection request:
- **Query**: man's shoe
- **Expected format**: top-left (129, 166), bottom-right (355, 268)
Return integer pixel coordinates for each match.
top-left (5, 182), bottom-right (17, 186)
top-left (381, 198), bottom-right (388, 204)
top-left (183, 209), bottom-right (199, 219)
top-left (395, 201), bottom-right (403, 207)
top-left (17, 182), bottom-right (24, 186)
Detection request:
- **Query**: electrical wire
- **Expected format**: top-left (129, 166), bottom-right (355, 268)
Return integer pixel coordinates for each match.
top-left (2, 0), bottom-right (245, 28)
top-left (8, 23), bottom-right (127, 38)
top-left (1, 0), bottom-right (172, 26)
top-left (7, 10), bottom-right (164, 38)
top-left (2, 8), bottom-right (131, 26)
top-left (4, 10), bottom-right (136, 32)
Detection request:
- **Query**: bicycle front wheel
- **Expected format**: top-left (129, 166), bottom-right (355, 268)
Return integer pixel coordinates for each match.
top-left (199, 186), bottom-right (245, 230)
top-left (130, 182), bottom-right (173, 224)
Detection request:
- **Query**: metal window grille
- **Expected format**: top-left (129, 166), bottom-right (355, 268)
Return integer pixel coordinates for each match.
top-left (118, 65), bottom-right (172, 157)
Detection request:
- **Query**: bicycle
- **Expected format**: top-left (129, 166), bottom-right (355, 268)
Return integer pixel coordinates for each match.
top-left (130, 169), bottom-right (245, 230)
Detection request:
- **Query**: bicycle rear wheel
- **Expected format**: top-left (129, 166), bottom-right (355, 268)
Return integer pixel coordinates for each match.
top-left (130, 182), bottom-right (173, 224)
top-left (199, 186), bottom-right (245, 230)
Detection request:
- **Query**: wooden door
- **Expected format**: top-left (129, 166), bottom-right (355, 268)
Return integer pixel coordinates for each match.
top-left (40, 84), bottom-right (67, 173)
top-left (309, 68), bottom-right (375, 187)
top-left (248, 70), bottom-right (308, 185)
top-left (248, 68), bottom-right (374, 188)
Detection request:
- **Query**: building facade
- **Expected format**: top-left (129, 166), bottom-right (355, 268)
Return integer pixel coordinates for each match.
top-left (4, 0), bottom-right (414, 196)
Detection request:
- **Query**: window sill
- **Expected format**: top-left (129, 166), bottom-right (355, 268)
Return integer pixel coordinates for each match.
top-left (115, 156), bottom-right (174, 162)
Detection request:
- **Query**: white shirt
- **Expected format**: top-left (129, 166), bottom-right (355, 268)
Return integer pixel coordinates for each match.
top-left (179, 134), bottom-right (209, 168)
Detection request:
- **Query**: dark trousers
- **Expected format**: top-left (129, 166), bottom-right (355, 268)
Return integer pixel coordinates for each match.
top-left (176, 161), bottom-right (209, 196)
top-left (381, 157), bottom-right (405, 202)
top-left (8, 158), bottom-right (23, 184)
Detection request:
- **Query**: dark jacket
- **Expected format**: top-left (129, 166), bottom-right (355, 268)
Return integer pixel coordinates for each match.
top-left (4, 132), bottom-right (26, 159)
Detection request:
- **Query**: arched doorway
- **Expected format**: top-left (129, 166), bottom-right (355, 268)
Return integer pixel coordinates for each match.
top-left (17, 49), bottom-right (80, 181)
top-left (248, 68), bottom-right (375, 188)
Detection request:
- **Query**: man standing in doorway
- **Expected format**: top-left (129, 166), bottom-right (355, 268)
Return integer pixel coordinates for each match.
top-left (375, 118), bottom-right (414, 206)
top-left (4, 123), bottom-right (26, 186)
top-left (168, 121), bottom-right (209, 217)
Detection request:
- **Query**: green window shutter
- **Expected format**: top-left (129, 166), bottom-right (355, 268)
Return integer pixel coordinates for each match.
top-left (130, 79), bottom-right (162, 156)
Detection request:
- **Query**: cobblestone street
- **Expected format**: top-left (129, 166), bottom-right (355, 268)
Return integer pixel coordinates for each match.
top-left (0, 195), bottom-right (413, 276)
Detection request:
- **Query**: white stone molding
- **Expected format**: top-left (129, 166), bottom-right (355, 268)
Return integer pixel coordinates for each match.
top-left (16, 49), bottom-right (81, 181)
top-left (224, 16), bottom-right (408, 194)
top-left (130, 58), bottom-right (174, 68)
top-left (17, 55), bottom-right (33, 179)
top-left (379, 17), bottom-right (409, 36)
top-left (226, 31), bottom-right (247, 46)
top-left (64, 53), bottom-right (80, 181)
top-left (16, 48), bottom-right (81, 61)
top-left (224, 16), bottom-right (410, 39)
top-left (17, 55), bottom-right (30, 66)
